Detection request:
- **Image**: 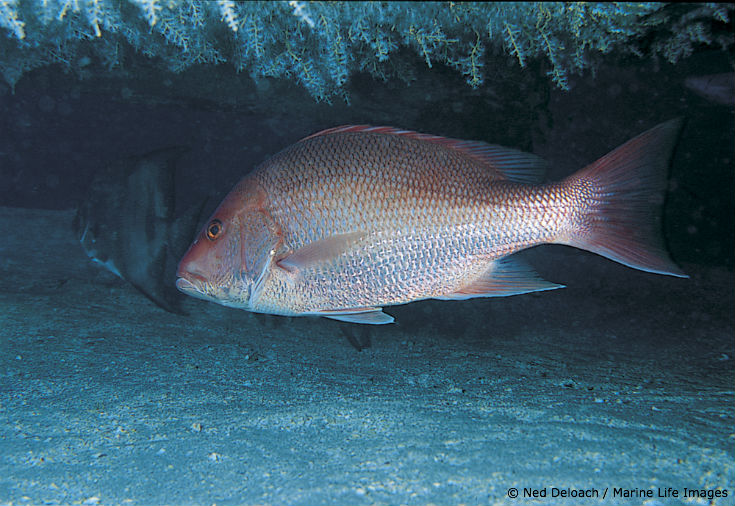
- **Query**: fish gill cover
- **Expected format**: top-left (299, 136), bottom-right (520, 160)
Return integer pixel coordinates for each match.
top-left (0, 1), bottom-right (732, 101)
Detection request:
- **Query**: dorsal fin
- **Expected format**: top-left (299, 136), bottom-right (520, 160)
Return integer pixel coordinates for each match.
top-left (300, 125), bottom-right (548, 183)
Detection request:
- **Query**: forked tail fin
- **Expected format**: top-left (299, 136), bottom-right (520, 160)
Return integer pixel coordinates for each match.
top-left (562, 119), bottom-right (687, 277)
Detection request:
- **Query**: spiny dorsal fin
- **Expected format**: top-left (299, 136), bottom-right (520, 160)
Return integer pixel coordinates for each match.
top-left (300, 125), bottom-right (548, 183)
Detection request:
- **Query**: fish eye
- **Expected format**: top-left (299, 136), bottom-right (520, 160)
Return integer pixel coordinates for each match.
top-left (206, 219), bottom-right (223, 241)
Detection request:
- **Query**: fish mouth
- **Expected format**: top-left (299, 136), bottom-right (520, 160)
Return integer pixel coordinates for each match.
top-left (175, 277), bottom-right (197, 294)
top-left (176, 277), bottom-right (213, 302)
top-left (175, 277), bottom-right (195, 292)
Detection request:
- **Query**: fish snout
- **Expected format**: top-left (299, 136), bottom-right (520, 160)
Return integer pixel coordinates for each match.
top-left (176, 268), bottom-right (207, 286)
top-left (176, 249), bottom-right (215, 300)
top-left (176, 255), bottom-right (210, 286)
top-left (176, 258), bottom-right (242, 306)
top-left (176, 244), bottom-right (211, 293)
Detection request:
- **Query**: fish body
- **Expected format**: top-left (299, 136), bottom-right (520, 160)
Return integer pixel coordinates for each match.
top-left (74, 147), bottom-right (202, 313)
top-left (176, 121), bottom-right (685, 324)
top-left (684, 73), bottom-right (735, 106)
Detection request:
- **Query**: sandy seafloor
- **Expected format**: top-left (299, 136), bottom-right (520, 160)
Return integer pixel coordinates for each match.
top-left (0, 205), bottom-right (732, 506)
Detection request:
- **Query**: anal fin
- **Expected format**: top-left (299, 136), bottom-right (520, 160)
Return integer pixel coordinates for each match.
top-left (317, 308), bottom-right (395, 325)
top-left (437, 257), bottom-right (564, 300)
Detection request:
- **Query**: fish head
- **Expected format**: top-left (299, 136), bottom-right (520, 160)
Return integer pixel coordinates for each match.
top-left (176, 178), bottom-right (278, 309)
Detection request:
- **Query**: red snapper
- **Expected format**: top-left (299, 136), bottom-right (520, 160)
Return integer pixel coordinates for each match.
top-left (176, 121), bottom-right (685, 324)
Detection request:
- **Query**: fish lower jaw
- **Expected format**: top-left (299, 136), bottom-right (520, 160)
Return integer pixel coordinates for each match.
top-left (175, 277), bottom-right (217, 302)
top-left (176, 277), bottom-right (250, 309)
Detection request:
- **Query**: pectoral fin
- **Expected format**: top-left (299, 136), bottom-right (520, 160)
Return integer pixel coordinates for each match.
top-left (276, 232), bottom-right (365, 273)
top-left (437, 257), bottom-right (564, 300)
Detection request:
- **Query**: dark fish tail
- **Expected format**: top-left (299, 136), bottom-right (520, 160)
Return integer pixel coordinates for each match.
top-left (562, 119), bottom-right (687, 277)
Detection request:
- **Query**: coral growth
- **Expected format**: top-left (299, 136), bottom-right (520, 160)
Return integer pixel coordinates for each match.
top-left (0, 1), bottom-right (732, 100)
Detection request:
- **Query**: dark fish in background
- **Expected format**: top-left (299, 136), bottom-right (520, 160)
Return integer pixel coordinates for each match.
top-left (684, 72), bottom-right (735, 106)
top-left (73, 147), bottom-right (202, 313)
